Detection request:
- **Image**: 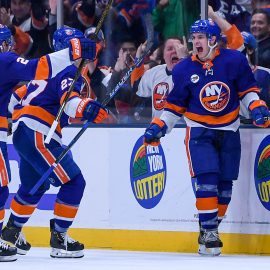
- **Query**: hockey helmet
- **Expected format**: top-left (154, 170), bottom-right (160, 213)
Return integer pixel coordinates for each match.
top-left (241, 31), bottom-right (257, 50)
top-left (53, 26), bottom-right (84, 52)
top-left (190, 19), bottom-right (221, 41)
top-left (0, 24), bottom-right (13, 52)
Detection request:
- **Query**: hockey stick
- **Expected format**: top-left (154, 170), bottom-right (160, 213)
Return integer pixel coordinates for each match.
top-left (29, 13), bottom-right (154, 195)
top-left (44, 0), bottom-right (113, 144)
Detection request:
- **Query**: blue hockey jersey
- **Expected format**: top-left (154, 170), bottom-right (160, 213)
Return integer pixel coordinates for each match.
top-left (12, 65), bottom-right (83, 144)
top-left (163, 48), bottom-right (259, 130)
top-left (0, 48), bottom-right (74, 141)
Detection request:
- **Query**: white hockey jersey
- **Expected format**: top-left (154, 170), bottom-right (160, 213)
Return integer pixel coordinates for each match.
top-left (136, 64), bottom-right (173, 118)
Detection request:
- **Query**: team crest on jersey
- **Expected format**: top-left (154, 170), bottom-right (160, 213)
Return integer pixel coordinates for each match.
top-left (65, 29), bottom-right (74, 35)
top-left (153, 82), bottom-right (169, 110)
top-left (191, 74), bottom-right (199, 83)
top-left (200, 81), bottom-right (230, 112)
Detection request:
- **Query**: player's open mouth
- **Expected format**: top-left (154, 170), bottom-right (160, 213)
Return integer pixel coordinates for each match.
top-left (197, 47), bottom-right (203, 53)
top-left (171, 57), bottom-right (179, 63)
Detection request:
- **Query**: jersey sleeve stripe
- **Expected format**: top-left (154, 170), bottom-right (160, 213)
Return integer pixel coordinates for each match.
top-left (238, 87), bottom-right (260, 98)
top-left (0, 116), bottom-right (8, 129)
top-left (48, 48), bottom-right (72, 78)
top-left (60, 92), bottom-right (80, 106)
top-left (14, 85), bottom-right (28, 100)
top-left (34, 55), bottom-right (50, 80)
top-left (224, 24), bottom-right (244, 50)
top-left (164, 102), bottom-right (186, 114)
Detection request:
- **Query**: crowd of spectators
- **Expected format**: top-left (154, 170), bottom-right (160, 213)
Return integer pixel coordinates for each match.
top-left (2, 0), bottom-right (270, 124)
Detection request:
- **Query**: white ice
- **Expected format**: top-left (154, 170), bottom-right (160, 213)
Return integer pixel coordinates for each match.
top-left (4, 248), bottom-right (270, 270)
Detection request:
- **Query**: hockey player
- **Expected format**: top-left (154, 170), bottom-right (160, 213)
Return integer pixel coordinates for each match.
top-left (133, 5), bottom-right (245, 123)
top-left (143, 19), bottom-right (270, 256)
top-left (1, 26), bottom-right (108, 259)
top-left (0, 24), bottom-right (97, 262)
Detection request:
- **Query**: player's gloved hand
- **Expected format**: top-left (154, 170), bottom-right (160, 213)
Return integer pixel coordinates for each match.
top-left (83, 100), bottom-right (108, 123)
top-left (249, 100), bottom-right (270, 128)
top-left (68, 38), bottom-right (96, 61)
top-left (144, 118), bottom-right (167, 146)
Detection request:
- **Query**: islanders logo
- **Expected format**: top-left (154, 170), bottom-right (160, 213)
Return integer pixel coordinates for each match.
top-left (254, 136), bottom-right (270, 211)
top-left (200, 81), bottom-right (230, 112)
top-left (153, 82), bottom-right (169, 111)
top-left (130, 136), bottom-right (167, 209)
top-left (64, 29), bottom-right (74, 35)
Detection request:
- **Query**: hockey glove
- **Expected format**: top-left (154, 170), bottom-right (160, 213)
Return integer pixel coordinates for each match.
top-left (249, 100), bottom-right (270, 128)
top-left (83, 100), bottom-right (108, 123)
top-left (69, 38), bottom-right (96, 61)
top-left (144, 118), bottom-right (167, 146)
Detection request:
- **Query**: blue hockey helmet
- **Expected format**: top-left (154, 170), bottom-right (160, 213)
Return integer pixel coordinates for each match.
top-left (0, 24), bottom-right (13, 52)
top-left (53, 26), bottom-right (84, 52)
top-left (190, 19), bottom-right (221, 41)
top-left (241, 31), bottom-right (257, 50)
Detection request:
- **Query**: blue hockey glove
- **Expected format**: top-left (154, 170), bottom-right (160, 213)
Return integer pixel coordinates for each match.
top-left (83, 100), bottom-right (108, 123)
top-left (249, 100), bottom-right (270, 128)
top-left (69, 38), bottom-right (96, 61)
top-left (144, 118), bottom-right (168, 146)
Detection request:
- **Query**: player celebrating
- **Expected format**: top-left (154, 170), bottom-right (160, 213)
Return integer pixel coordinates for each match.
top-left (2, 26), bottom-right (108, 259)
top-left (143, 19), bottom-right (270, 256)
top-left (0, 24), bottom-right (96, 262)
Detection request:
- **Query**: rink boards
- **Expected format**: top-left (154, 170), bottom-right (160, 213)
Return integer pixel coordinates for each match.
top-left (5, 125), bottom-right (270, 254)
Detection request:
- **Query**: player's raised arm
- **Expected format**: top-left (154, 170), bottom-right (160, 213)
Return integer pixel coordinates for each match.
top-left (0, 24), bottom-right (96, 82)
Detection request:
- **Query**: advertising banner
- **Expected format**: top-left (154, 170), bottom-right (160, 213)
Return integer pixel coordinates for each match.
top-left (5, 127), bottom-right (270, 236)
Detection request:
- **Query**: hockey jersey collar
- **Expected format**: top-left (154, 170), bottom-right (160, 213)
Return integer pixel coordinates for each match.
top-left (191, 49), bottom-right (220, 70)
top-left (165, 67), bottom-right (172, 76)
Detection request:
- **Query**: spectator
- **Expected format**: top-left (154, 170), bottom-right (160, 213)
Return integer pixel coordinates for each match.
top-left (71, 0), bottom-right (97, 32)
top-left (152, 0), bottom-right (200, 41)
top-left (218, 0), bottom-right (251, 31)
top-left (0, 0), bottom-right (51, 58)
top-left (106, 37), bottom-right (138, 123)
top-left (250, 9), bottom-right (270, 68)
top-left (242, 31), bottom-right (270, 107)
top-left (252, 0), bottom-right (270, 13)
top-left (133, 37), bottom-right (188, 122)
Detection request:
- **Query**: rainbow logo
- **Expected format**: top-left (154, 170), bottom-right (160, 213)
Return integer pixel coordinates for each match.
top-left (254, 135), bottom-right (270, 211)
top-left (130, 136), bottom-right (167, 209)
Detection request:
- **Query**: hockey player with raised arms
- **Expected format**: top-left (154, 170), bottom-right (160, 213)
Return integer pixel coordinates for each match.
top-left (143, 19), bottom-right (270, 256)
top-left (1, 26), bottom-right (108, 259)
top-left (0, 24), bottom-right (96, 262)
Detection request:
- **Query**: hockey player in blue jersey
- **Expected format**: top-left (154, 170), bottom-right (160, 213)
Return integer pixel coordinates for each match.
top-left (1, 26), bottom-right (108, 259)
top-left (143, 19), bottom-right (270, 256)
top-left (0, 25), bottom-right (97, 262)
